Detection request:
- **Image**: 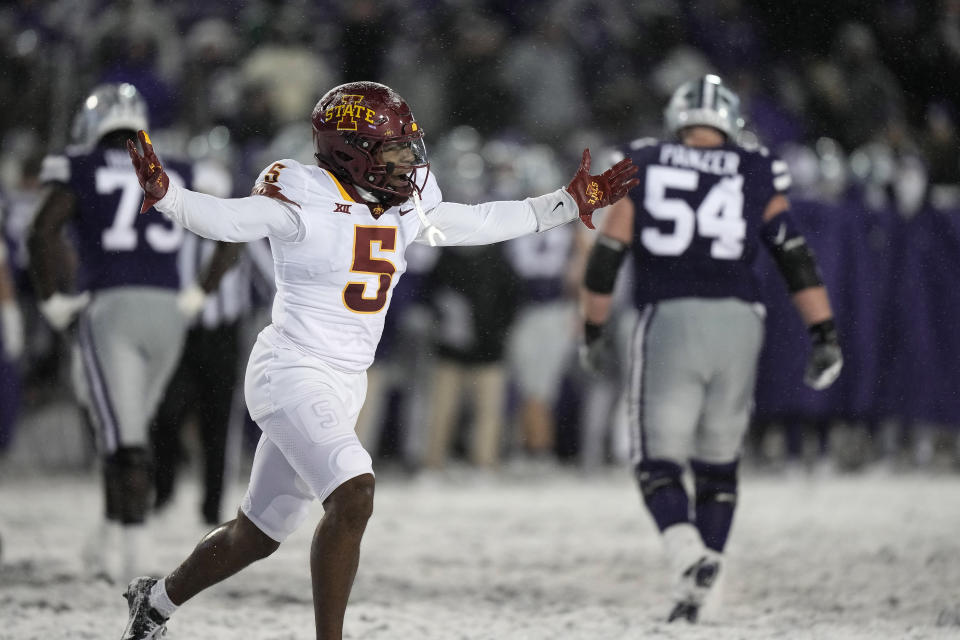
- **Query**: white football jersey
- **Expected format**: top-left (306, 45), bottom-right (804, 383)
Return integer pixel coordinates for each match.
top-left (156, 155), bottom-right (577, 372)
top-left (256, 159), bottom-right (441, 372)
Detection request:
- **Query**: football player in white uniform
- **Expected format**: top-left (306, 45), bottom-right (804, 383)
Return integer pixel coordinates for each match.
top-left (120, 81), bottom-right (639, 640)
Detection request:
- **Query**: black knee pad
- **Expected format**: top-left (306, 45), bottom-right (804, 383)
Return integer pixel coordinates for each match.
top-left (635, 459), bottom-right (684, 498)
top-left (691, 459), bottom-right (738, 507)
top-left (105, 446), bottom-right (153, 524)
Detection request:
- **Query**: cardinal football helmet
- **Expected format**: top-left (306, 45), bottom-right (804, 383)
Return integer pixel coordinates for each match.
top-left (72, 83), bottom-right (149, 151)
top-left (311, 81), bottom-right (428, 207)
top-left (664, 74), bottom-right (744, 140)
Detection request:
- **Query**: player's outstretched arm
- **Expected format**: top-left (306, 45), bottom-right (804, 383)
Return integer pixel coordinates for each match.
top-left (126, 130), bottom-right (301, 243)
top-left (416, 149), bottom-right (638, 247)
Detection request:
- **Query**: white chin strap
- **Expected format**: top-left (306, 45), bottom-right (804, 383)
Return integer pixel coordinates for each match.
top-left (413, 191), bottom-right (446, 247)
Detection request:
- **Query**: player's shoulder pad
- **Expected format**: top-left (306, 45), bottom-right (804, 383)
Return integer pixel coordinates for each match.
top-left (252, 158), bottom-right (307, 208)
top-left (39, 154), bottom-right (71, 184)
top-left (736, 141), bottom-right (791, 194)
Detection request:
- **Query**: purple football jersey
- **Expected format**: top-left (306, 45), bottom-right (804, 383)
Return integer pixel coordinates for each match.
top-left (40, 147), bottom-right (193, 292)
top-left (623, 138), bottom-right (790, 306)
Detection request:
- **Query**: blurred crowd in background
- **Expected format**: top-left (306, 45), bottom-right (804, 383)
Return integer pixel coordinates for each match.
top-left (1, 0), bottom-right (959, 485)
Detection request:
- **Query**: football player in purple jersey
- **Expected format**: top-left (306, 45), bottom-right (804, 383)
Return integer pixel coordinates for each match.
top-left (28, 83), bottom-right (239, 584)
top-left (580, 75), bottom-right (843, 623)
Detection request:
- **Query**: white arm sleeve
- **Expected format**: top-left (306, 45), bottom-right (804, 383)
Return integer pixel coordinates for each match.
top-left (418, 187), bottom-right (578, 246)
top-left (155, 183), bottom-right (303, 243)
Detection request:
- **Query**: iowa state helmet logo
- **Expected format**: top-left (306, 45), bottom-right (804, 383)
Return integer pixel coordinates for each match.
top-left (325, 95), bottom-right (378, 132)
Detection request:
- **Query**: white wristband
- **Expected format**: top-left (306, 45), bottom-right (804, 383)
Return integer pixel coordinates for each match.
top-left (531, 188), bottom-right (579, 232)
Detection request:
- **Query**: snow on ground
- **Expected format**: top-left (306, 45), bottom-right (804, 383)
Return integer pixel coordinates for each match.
top-left (1, 466), bottom-right (959, 639)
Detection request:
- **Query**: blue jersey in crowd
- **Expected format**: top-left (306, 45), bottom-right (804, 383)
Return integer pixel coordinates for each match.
top-left (622, 138), bottom-right (791, 306)
top-left (39, 146), bottom-right (193, 292)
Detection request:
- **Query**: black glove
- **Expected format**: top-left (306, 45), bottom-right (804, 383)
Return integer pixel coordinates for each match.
top-left (579, 321), bottom-right (614, 376)
top-left (804, 319), bottom-right (843, 390)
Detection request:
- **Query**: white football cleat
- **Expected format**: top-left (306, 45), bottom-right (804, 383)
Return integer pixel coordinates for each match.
top-left (667, 551), bottom-right (723, 623)
top-left (121, 577), bottom-right (168, 639)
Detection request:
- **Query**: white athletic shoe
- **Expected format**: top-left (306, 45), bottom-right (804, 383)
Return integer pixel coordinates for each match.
top-left (662, 523), bottom-right (722, 624)
top-left (121, 577), bottom-right (168, 639)
top-left (667, 551), bottom-right (723, 623)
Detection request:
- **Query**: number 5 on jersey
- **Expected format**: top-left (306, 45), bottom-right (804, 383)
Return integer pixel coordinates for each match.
top-left (343, 226), bottom-right (397, 313)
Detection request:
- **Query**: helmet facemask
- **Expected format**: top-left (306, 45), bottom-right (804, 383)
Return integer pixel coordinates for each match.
top-left (362, 135), bottom-right (430, 206)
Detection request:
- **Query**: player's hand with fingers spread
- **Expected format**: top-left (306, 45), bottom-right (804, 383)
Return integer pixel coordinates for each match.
top-left (126, 130), bottom-right (170, 214)
top-left (565, 149), bottom-right (640, 229)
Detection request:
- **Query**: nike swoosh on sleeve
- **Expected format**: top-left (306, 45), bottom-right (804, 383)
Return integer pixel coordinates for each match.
top-left (552, 201), bottom-right (564, 212)
top-left (400, 208), bottom-right (413, 215)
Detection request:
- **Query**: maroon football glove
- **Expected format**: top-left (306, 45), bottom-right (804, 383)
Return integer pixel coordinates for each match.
top-left (126, 130), bottom-right (170, 214)
top-left (565, 149), bottom-right (639, 229)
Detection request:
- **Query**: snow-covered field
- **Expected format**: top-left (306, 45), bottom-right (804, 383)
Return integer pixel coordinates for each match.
top-left (2, 467), bottom-right (959, 639)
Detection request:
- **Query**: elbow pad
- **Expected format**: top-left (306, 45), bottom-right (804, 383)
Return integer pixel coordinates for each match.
top-left (584, 235), bottom-right (628, 294)
top-left (760, 211), bottom-right (824, 293)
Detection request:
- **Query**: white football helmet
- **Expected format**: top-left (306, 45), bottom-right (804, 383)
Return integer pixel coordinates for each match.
top-left (664, 74), bottom-right (744, 139)
top-left (71, 83), bottom-right (149, 150)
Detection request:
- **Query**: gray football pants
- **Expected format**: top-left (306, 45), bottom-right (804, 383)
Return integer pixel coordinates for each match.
top-left (74, 287), bottom-right (188, 454)
top-left (627, 298), bottom-right (765, 465)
